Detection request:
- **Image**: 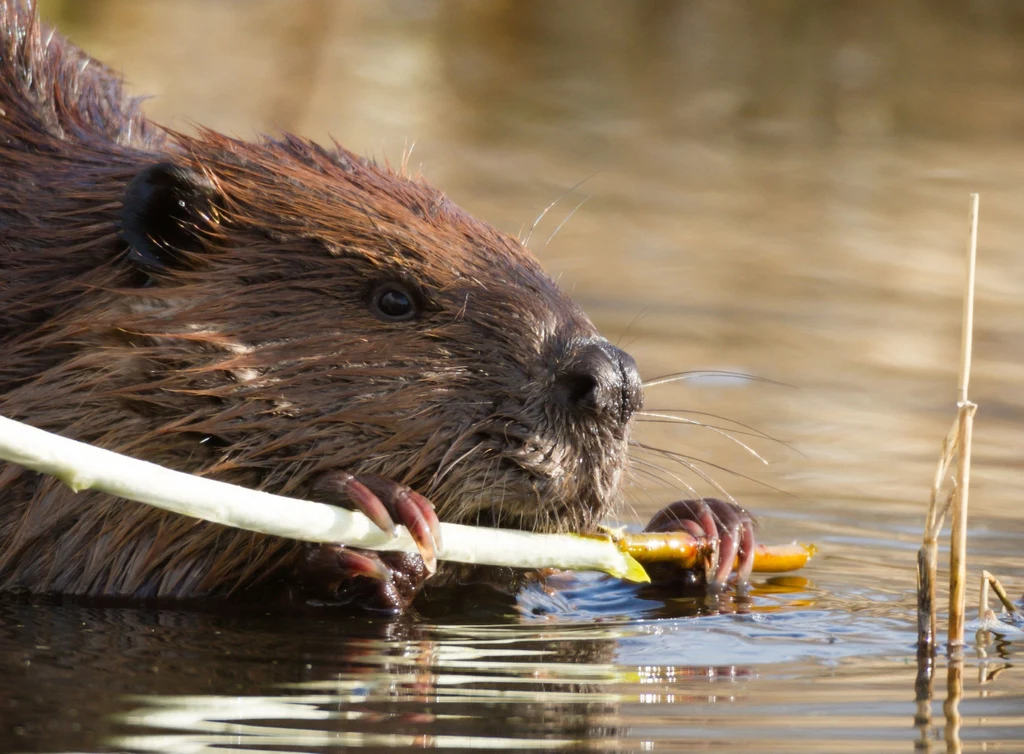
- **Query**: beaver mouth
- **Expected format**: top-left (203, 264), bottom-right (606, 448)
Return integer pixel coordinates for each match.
top-left (467, 497), bottom-right (594, 533)
top-left (424, 427), bottom-right (625, 535)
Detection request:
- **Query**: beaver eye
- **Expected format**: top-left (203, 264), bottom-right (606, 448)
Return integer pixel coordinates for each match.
top-left (369, 283), bottom-right (419, 322)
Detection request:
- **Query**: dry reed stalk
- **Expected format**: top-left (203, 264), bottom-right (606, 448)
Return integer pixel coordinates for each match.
top-left (948, 193), bottom-right (980, 649)
top-left (979, 570), bottom-right (1020, 620)
top-left (917, 193), bottom-right (980, 655)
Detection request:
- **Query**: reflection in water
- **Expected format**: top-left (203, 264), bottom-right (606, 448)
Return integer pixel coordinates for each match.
top-left (0, 594), bottom-right (980, 753)
top-left (30, 605), bottom-right (1020, 753)
top-left (5, 585), bottom-right (1019, 752)
top-left (9, 0), bottom-right (1024, 751)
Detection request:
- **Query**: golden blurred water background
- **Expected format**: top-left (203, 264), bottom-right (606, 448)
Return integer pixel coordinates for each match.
top-left (5, 1), bottom-right (1024, 751)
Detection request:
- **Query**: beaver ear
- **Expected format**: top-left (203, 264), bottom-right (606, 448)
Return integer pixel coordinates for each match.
top-left (121, 162), bottom-right (219, 270)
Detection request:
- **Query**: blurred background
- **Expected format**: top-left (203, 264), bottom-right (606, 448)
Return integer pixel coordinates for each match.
top-left (36, 0), bottom-right (1024, 545)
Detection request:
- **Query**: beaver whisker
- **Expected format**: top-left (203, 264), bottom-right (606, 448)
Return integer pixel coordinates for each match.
top-left (631, 457), bottom-right (702, 501)
top-left (438, 456), bottom-right (492, 527)
top-left (495, 462), bottom-right (510, 534)
top-left (614, 306), bottom-right (652, 353)
top-left (632, 440), bottom-right (792, 499)
top-left (539, 196), bottom-right (588, 257)
top-left (629, 460), bottom-right (745, 535)
top-left (399, 422), bottom-right (467, 485)
top-left (636, 411), bottom-right (769, 464)
top-left (637, 409), bottom-right (777, 441)
top-left (640, 407), bottom-right (800, 453)
top-left (630, 442), bottom-right (737, 505)
top-left (521, 173), bottom-right (596, 248)
top-left (627, 471), bottom-right (678, 520)
top-left (635, 417), bottom-right (796, 458)
top-left (641, 370), bottom-right (789, 389)
top-left (636, 460), bottom-right (764, 536)
top-left (624, 472), bottom-right (665, 513)
top-left (615, 471), bottom-right (647, 522)
top-left (466, 480), bottom-right (591, 535)
top-left (430, 440), bottom-right (481, 491)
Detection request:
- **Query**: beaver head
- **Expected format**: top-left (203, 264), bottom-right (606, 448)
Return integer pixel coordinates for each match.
top-left (111, 132), bottom-right (643, 535)
top-left (0, 5), bottom-right (644, 600)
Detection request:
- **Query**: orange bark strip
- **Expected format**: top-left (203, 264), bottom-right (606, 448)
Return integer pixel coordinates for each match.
top-left (747, 543), bottom-right (817, 573)
top-left (618, 531), bottom-right (815, 574)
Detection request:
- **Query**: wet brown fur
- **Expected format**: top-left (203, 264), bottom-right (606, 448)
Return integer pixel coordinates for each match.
top-left (0, 3), bottom-right (634, 599)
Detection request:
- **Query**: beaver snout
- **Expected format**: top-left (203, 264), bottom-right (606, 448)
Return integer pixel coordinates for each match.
top-left (553, 341), bottom-right (643, 428)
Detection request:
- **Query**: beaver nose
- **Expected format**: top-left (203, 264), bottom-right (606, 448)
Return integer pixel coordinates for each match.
top-left (554, 341), bottom-right (643, 427)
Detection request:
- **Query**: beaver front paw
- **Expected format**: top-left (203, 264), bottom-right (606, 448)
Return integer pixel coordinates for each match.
top-left (294, 471), bottom-right (443, 612)
top-left (301, 545), bottom-right (431, 612)
top-left (312, 470), bottom-right (442, 572)
top-left (644, 498), bottom-right (756, 593)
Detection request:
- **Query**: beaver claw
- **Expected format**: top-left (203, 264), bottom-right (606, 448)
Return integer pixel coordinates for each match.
top-left (644, 498), bottom-right (755, 592)
top-left (312, 471), bottom-right (441, 573)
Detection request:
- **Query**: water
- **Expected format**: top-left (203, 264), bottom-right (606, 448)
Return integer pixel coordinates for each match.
top-left (7, 1), bottom-right (1024, 751)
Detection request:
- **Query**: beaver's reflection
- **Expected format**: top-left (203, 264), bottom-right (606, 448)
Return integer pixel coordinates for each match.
top-left (0, 577), bottom-right (813, 752)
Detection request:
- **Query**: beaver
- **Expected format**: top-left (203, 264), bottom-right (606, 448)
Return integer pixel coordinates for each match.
top-left (0, 1), bottom-right (755, 612)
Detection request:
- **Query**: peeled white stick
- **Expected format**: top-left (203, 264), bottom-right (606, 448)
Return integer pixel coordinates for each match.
top-left (0, 415), bottom-right (650, 583)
